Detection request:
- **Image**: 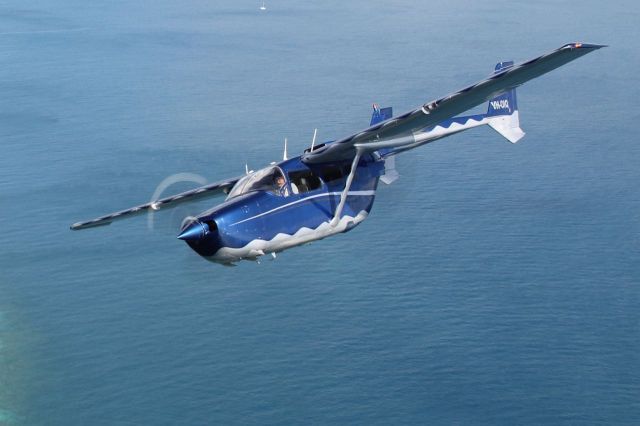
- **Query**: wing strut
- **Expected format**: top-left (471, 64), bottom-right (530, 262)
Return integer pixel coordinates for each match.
top-left (330, 149), bottom-right (362, 227)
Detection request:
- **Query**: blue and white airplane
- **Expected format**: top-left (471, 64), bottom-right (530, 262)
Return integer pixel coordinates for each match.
top-left (71, 43), bottom-right (604, 265)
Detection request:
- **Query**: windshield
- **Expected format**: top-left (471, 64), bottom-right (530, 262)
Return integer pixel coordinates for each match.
top-left (226, 166), bottom-right (287, 199)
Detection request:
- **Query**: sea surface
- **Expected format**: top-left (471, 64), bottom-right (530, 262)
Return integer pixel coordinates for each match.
top-left (1, 0), bottom-right (639, 424)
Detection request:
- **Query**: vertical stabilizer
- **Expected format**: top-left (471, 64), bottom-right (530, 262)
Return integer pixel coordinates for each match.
top-left (486, 62), bottom-right (517, 117)
top-left (370, 103), bottom-right (393, 126)
top-left (486, 61), bottom-right (525, 143)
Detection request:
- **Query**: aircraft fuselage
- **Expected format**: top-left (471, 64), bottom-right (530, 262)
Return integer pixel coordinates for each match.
top-left (180, 154), bottom-right (385, 264)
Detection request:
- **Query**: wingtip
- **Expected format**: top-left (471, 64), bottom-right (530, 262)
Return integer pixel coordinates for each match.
top-left (70, 221), bottom-right (112, 231)
top-left (563, 42), bottom-right (607, 50)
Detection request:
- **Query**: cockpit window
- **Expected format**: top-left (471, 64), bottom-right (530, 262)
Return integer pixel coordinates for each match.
top-left (226, 166), bottom-right (289, 199)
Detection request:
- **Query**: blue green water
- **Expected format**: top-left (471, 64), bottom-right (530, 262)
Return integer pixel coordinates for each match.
top-left (1, 0), bottom-right (639, 424)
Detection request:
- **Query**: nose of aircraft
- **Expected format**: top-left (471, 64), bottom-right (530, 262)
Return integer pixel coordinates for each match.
top-left (177, 220), bottom-right (209, 242)
top-left (177, 217), bottom-right (223, 258)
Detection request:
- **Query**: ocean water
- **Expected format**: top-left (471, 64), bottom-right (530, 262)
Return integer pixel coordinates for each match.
top-left (1, 0), bottom-right (639, 424)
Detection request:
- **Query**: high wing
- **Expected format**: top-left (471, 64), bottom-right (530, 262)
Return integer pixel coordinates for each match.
top-left (70, 175), bottom-right (242, 230)
top-left (301, 43), bottom-right (605, 164)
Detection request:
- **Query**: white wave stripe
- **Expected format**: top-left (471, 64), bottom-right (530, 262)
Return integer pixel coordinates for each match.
top-left (417, 116), bottom-right (487, 141)
top-left (409, 112), bottom-right (523, 148)
top-left (211, 210), bottom-right (369, 263)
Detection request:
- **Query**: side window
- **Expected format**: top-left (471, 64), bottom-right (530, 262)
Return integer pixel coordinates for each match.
top-left (318, 164), bottom-right (351, 183)
top-left (288, 170), bottom-right (322, 194)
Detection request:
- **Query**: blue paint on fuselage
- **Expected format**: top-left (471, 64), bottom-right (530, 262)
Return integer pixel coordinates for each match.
top-left (184, 154), bottom-right (384, 257)
top-left (183, 108), bottom-right (495, 258)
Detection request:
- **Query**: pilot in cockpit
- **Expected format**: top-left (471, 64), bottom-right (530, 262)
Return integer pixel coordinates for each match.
top-left (274, 174), bottom-right (289, 196)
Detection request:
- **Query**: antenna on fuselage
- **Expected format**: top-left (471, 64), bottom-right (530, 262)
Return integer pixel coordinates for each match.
top-left (310, 128), bottom-right (318, 151)
top-left (283, 137), bottom-right (288, 161)
top-left (245, 163), bottom-right (253, 175)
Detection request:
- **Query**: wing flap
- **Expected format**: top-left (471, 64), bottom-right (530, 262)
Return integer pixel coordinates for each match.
top-left (302, 43), bottom-right (604, 163)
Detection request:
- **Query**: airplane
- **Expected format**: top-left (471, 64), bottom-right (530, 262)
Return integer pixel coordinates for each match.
top-left (71, 43), bottom-right (604, 265)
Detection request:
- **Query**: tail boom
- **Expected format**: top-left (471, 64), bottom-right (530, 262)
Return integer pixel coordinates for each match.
top-left (371, 106), bottom-right (523, 157)
top-left (372, 62), bottom-right (526, 157)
